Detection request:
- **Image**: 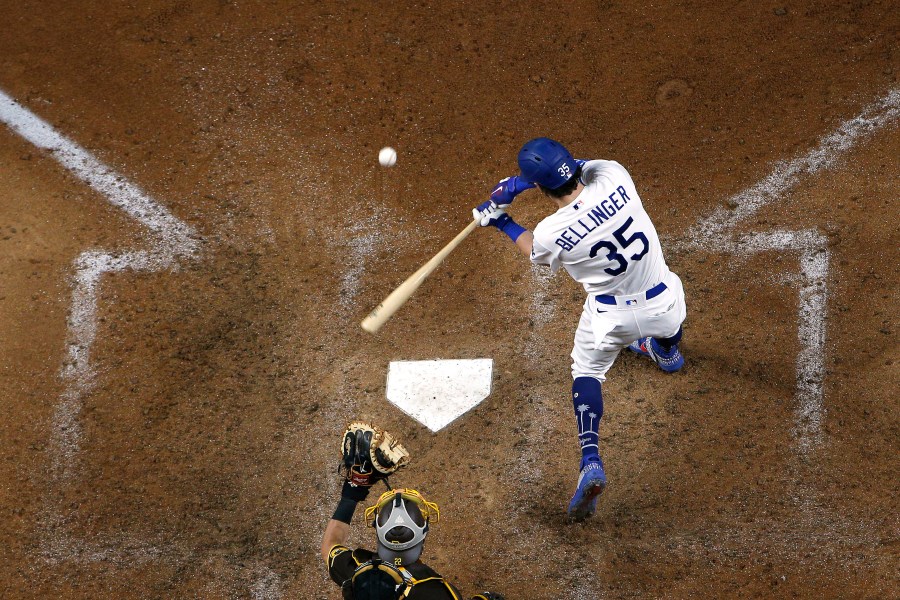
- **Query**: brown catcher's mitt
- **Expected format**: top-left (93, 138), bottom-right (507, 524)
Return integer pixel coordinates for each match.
top-left (340, 422), bottom-right (410, 487)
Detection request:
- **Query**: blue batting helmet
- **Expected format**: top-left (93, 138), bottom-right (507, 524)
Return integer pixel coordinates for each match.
top-left (517, 137), bottom-right (578, 189)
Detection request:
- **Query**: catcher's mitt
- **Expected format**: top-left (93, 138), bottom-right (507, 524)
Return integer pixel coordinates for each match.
top-left (340, 422), bottom-right (410, 487)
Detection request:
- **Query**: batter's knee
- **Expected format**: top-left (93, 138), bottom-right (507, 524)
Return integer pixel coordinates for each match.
top-left (570, 349), bottom-right (616, 382)
top-left (570, 365), bottom-right (608, 383)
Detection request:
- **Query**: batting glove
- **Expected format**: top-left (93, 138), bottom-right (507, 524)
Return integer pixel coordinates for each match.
top-left (472, 201), bottom-right (526, 242)
top-left (472, 200), bottom-right (508, 227)
top-left (490, 176), bottom-right (535, 207)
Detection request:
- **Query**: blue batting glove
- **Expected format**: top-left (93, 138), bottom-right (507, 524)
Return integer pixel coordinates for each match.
top-left (574, 158), bottom-right (587, 168)
top-left (489, 176), bottom-right (535, 207)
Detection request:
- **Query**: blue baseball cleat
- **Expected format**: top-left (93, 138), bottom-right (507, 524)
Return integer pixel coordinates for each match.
top-left (567, 459), bottom-right (607, 522)
top-left (628, 337), bottom-right (684, 373)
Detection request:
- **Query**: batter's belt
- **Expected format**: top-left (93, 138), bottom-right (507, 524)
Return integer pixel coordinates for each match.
top-left (594, 281), bottom-right (668, 307)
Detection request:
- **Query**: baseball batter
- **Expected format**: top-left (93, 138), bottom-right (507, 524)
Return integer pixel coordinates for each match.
top-left (473, 138), bottom-right (687, 522)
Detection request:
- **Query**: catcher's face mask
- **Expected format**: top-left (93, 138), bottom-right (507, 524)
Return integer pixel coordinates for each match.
top-left (341, 558), bottom-right (411, 600)
top-left (365, 489), bottom-right (439, 564)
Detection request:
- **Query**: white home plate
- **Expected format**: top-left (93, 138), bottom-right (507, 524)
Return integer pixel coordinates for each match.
top-left (386, 359), bottom-right (493, 432)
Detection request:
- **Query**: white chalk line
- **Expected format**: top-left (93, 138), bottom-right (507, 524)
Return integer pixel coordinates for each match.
top-left (681, 86), bottom-right (899, 452)
top-left (733, 230), bottom-right (830, 452)
top-left (5, 76), bottom-right (893, 592)
top-left (0, 91), bottom-right (197, 250)
top-left (659, 88), bottom-right (897, 579)
top-left (0, 90), bottom-right (201, 568)
top-left (684, 87), bottom-right (900, 247)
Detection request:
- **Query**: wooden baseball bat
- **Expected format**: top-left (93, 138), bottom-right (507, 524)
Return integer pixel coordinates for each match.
top-left (361, 219), bottom-right (480, 333)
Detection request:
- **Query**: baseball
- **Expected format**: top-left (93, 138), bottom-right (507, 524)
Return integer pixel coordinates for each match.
top-left (378, 146), bottom-right (397, 167)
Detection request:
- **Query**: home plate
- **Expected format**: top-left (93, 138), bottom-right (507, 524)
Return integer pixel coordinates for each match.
top-left (386, 359), bottom-right (493, 432)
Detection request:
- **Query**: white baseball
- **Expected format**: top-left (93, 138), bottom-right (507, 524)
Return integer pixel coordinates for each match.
top-left (378, 146), bottom-right (397, 167)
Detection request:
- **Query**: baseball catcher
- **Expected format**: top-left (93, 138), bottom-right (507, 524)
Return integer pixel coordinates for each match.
top-left (322, 422), bottom-right (505, 600)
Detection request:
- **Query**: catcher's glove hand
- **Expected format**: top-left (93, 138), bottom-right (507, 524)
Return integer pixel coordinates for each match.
top-left (340, 422), bottom-right (410, 487)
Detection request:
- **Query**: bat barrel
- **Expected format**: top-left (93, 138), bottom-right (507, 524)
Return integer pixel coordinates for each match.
top-left (360, 219), bottom-right (479, 333)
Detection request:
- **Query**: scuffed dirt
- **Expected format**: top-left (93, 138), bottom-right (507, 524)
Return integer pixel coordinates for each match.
top-left (0, 1), bottom-right (897, 598)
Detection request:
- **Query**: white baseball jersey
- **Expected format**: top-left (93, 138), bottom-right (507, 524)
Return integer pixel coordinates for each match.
top-left (530, 160), bottom-right (669, 296)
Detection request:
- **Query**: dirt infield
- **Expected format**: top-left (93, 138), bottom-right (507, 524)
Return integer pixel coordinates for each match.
top-left (1, 1), bottom-right (898, 598)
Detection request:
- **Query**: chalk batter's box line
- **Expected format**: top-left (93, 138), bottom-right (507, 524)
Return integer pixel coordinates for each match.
top-left (0, 88), bottom-right (198, 564)
top-left (677, 87), bottom-right (898, 452)
top-left (1, 80), bottom-right (896, 580)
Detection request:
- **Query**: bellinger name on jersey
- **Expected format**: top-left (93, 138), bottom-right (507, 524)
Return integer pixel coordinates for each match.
top-left (554, 185), bottom-right (632, 252)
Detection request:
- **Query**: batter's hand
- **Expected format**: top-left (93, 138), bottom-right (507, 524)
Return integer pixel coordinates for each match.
top-left (490, 176), bottom-right (535, 207)
top-left (472, 200), bottom-right (510, 227)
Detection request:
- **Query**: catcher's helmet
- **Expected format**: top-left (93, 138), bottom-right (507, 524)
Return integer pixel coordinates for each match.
top-left (365, 489), bottom-right (440, 565)
top-left (518, 137), bottom-right (578, 190)
top-left (341, 558), bottom-right (410, 600)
